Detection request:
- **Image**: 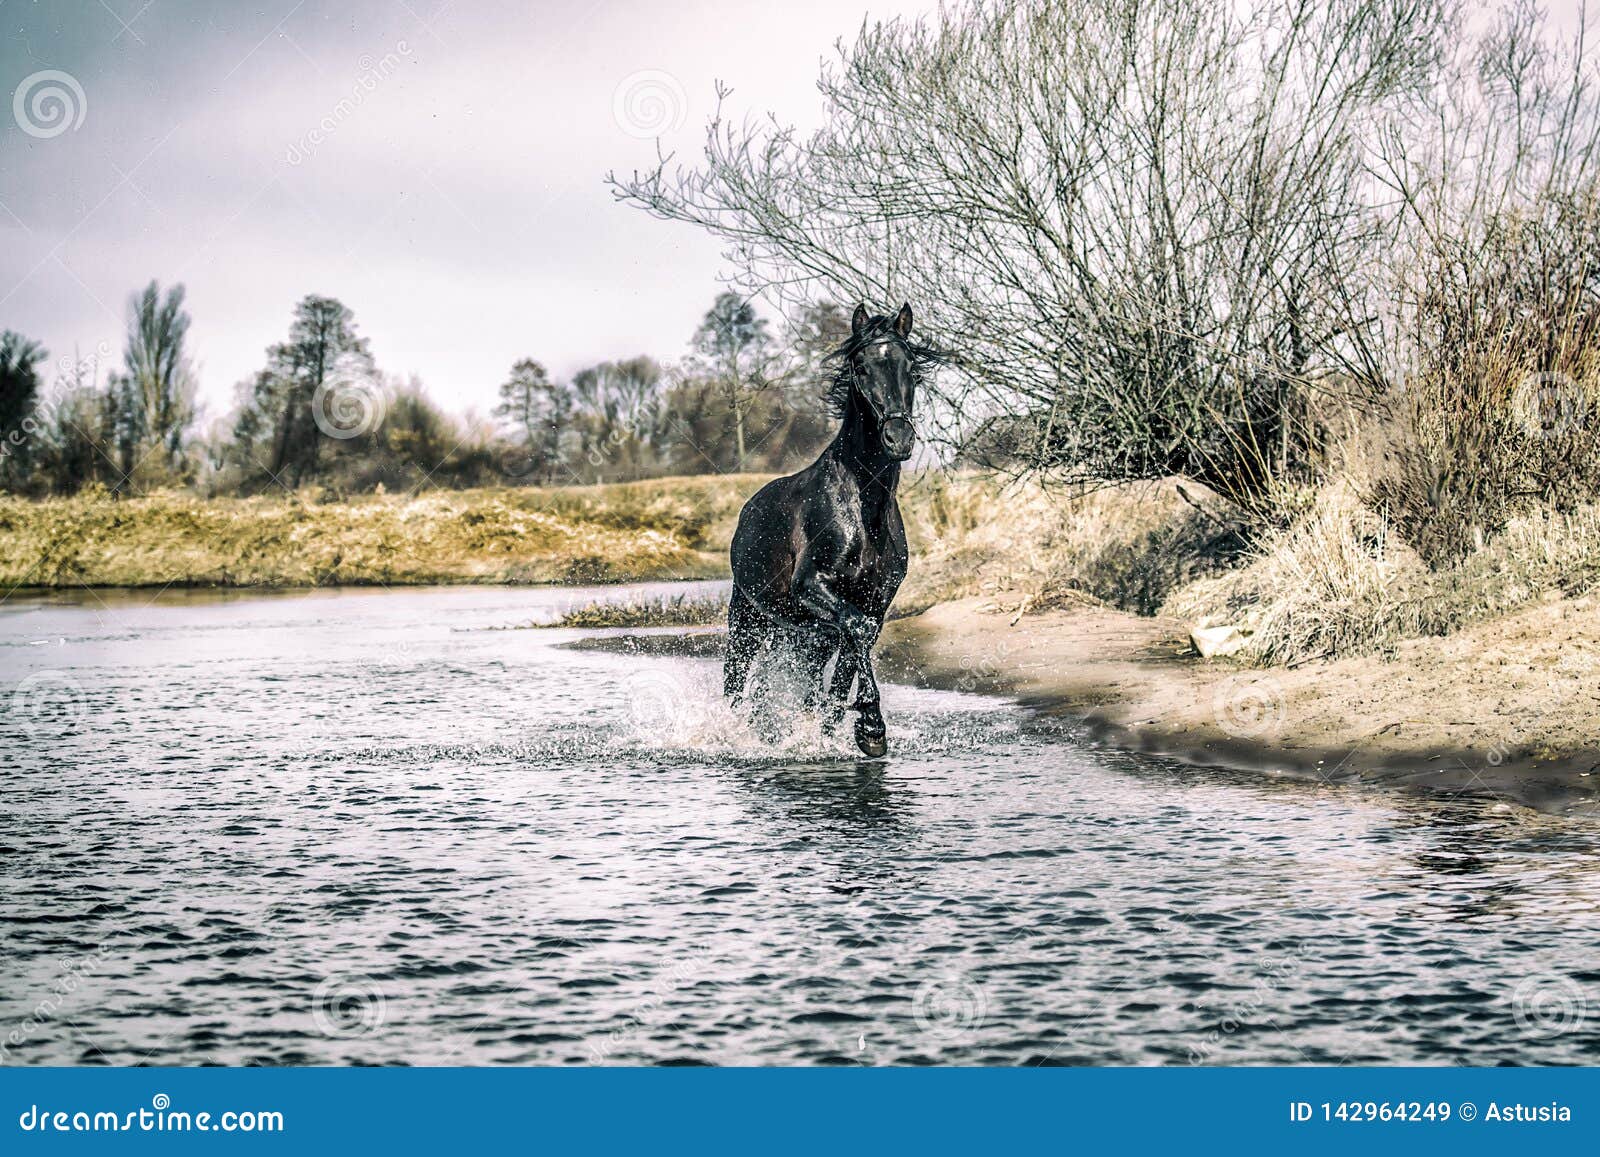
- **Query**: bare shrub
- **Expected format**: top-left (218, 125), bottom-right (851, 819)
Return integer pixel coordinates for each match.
top-left (1370, 2), bottom-right (1600, 565)
top-left (613, 0), bottom-right (1448, 502)
top-left (896, 473), bottom-right (1246, 616)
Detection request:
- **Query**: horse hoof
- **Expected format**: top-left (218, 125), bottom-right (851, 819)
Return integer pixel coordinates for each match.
top-left (854, 722), bottom-right (887, 758)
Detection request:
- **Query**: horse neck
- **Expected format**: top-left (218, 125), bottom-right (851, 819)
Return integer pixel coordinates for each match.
top-left (828, 398), bottom-right (901, 516)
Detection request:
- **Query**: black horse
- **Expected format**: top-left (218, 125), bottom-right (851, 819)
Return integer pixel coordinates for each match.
top-left (724, 302), bottom-right (939, 757)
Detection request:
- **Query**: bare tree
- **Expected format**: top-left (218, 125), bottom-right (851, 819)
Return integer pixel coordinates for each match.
top-left (0, 331), bottom-right (46, 488)
top-left (1369, 0), bottom-right (1600, 562)
top-left (686, 292), bottom-right (778, 467)
top-left (495, 358), bottom-right (575, 481)
top-left (612, 0), bottom-right (1449, 502)
top-left (571, 356), bottom-right (664, 480)
top-left (244, 296), bottom-right (377, 486)
top-left (110, 281), bottom-right (197, 483)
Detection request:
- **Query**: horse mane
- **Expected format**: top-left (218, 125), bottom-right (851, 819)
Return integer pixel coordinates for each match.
top-left (822, 313), bottom-right (945, 419)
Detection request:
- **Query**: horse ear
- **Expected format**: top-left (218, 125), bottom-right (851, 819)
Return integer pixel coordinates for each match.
top-left (894, 302), bottom-right (913, 337)
top-left (851, 304), bottom-right (869, 337)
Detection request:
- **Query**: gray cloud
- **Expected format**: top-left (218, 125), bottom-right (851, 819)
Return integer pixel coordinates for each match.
top-left (1, 0), bottom-right (926, 419)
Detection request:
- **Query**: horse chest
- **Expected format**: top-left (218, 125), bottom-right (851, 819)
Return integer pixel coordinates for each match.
top-left (839, 508), bottom-right (903, 592)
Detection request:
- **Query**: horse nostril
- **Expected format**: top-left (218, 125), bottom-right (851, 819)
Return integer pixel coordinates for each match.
top-left (882, 419), bottom-right (915, 457)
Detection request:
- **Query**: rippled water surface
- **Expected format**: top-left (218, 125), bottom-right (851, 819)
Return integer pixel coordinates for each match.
top-left (4, 582), bottom-right (1600, 1066)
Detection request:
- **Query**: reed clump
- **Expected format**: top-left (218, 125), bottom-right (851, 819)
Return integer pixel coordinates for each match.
top-left (545, 590), bottom-right (731, 629)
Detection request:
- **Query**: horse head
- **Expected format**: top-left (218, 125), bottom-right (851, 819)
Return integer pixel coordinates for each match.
top-left (829, 303), bottom-right (933, 462)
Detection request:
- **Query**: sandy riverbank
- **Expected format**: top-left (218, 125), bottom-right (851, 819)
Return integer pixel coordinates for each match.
top-left (579, 593), bottom-right (1600, 817)
top-left (870, 595), bottom-right (1600, 817)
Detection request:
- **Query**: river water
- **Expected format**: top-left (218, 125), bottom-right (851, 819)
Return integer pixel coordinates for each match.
top-left (3, 581), bottom-right (1600, 1066)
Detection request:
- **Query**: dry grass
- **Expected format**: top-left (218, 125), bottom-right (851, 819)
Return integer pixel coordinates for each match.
top-left (1165, 478), bottom-right (1600, 665)
top-left (16, 468), bottom-right (1595, 674)
top-left (895, 472), bottom-right (1246, 616)
top-left (0, 471), bottom-right (1246, 602)
top-left (0, 477), bottom-right (760, 588)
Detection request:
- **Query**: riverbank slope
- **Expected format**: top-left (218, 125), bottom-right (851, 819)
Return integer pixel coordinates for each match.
top-left (873, 594), bottom-right (1600, 816)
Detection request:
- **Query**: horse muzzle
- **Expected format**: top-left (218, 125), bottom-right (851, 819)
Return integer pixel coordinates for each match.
top-left (881, 416), bottom-right (916, 460)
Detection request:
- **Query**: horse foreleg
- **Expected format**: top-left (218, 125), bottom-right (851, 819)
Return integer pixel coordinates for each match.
top-left (797, 635), bottom-right (837, 712)
top-left (825, 648), bottom-right (856, 728)
top-left (792, 549), bottom-right (875, 654)
top-left (792, 551), bottom-right (889, 756)
top-left (848, 636), bottom-right (887, 758)
top-left (723, 587), bottom-right (763, 703)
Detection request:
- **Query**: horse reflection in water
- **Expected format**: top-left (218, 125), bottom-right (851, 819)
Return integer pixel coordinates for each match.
top-left (724, 303), bottom-right (942, 757)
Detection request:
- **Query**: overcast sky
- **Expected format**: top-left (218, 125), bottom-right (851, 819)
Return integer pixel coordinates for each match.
top-left (0, 0), bottom-right (929, 423)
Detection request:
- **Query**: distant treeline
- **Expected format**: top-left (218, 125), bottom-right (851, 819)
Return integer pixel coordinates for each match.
top-left (0, 287), bottom-right (847, 498)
